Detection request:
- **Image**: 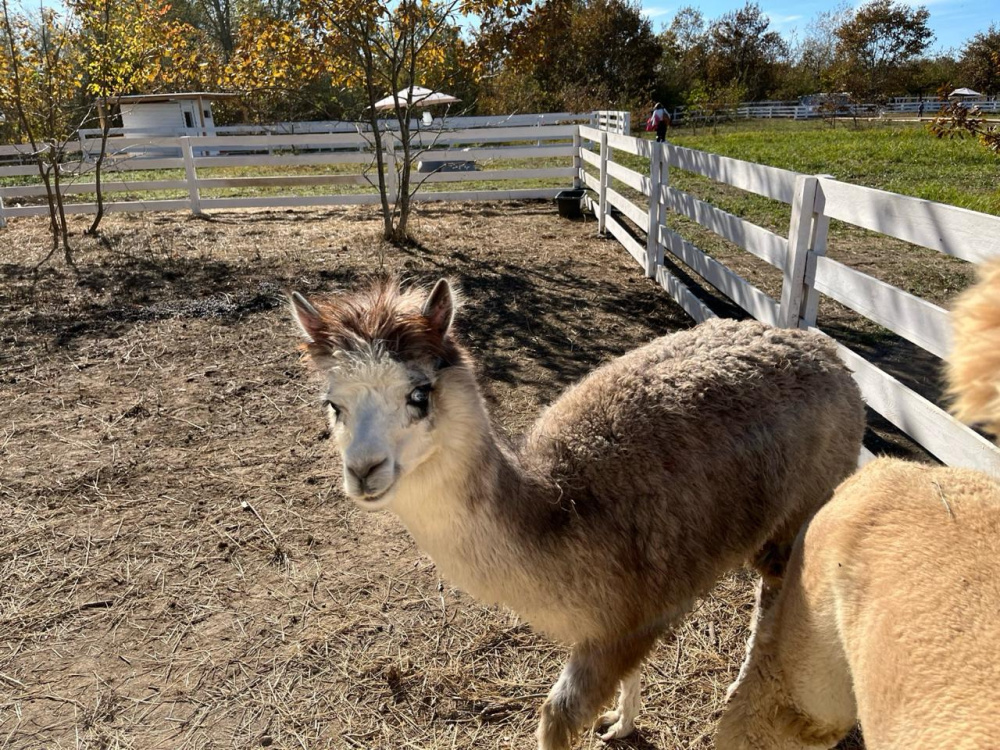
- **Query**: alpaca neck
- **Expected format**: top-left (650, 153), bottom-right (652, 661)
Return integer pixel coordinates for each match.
top-left (389, 374), bottom-right (605, 642)
top-left (389, 375), bottom-right (557, 609)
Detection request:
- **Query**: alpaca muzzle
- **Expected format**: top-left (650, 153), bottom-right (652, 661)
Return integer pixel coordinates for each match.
top-left (344, 455), bottom-right (395, 503)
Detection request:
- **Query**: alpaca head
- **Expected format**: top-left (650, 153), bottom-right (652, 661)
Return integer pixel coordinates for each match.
top-left (290, 277), bottom-right (464, 511)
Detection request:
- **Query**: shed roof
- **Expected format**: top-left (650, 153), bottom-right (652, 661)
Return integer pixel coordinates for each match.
top-left (108, 92), bottom-right (239, 105)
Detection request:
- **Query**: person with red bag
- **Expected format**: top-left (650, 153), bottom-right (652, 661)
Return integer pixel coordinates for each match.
top-left (646, 103), bottom-right (670, 142)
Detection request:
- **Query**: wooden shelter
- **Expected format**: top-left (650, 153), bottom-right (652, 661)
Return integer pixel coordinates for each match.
top-left (98, 92), bottom-right (238, 136)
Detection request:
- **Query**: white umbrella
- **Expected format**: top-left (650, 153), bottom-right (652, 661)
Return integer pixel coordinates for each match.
top-left (372, 86), bottom-right (460, 111)
top-left (949, 87), bottom-right (982, 98)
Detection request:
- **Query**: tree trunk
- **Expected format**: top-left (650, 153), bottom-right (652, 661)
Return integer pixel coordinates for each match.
top-left (361, 47), bottom-right (396, 242)
top-left (50, 153), bottom-right (73, 266)
top-left (394, 111), bottom-right (412, 243)
top-left (87, 117), bottom-right (112, 235)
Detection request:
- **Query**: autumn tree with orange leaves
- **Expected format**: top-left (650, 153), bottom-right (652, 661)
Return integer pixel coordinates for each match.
top-left (70, 0), bottom-right (202, 233)
top-left (219, 15), bottom-right (320, 122)
top-left (302, 0), bottom-right (527, 243)
top-left (0, 0), bottom-right (84, 263)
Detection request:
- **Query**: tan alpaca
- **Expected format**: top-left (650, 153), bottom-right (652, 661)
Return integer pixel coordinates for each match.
top-left (949, 258), bottom-right (1000, 436)
top-left (289, 277), bottom-right (865, 750)
top-left (716, 260), bottom-right (1000, 750)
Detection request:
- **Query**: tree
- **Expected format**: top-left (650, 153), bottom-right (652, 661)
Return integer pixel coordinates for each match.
top-left (0, 0), bottom-right (84, 265)
top-left (477, 0), bottom-right (661, 113)
top-left (684, 79), bottom-right (745, 133)
top-left (655, 7), bottom-right (708, 107)
top-left (790, 4), bottom-right (852, 94)
top-left (303, 0), bottom-right (516, 243)
top-left (929, 101), bottom-right (1000, 155)
top-left (566, 0), bottom-right (661, 108)
top-left (70, 0), bottom-right (184, 234)
top-left (960, 25), bottom-right (1000, 96)
top-left (833, 0), bottom-right (933, 101)
top-left (220, 14), bottom-right (319, 122)
top-left (905, 53), bottom-right (959, 98)
top-left (195, 0), bottom-right (237, 55)
top-left (475, 0), bottom-right (576, 112)
top-left (705, 2), bottom-right (787, 102)
top-left (163, 0), bottom-right (300, 61)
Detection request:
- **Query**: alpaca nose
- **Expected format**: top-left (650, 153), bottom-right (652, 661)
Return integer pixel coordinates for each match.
top-left (348, 458), bottom-right (388, 487)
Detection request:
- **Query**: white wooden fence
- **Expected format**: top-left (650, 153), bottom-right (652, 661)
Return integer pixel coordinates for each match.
top-left (673, 96), bottom-right (1000, 123)
top-left (577, 123), bottom-right (1000, 477)
top-left (591, 111), bottom-right (631, 135)
top-left (75, 112), bottom-right (593, 142)
top-left (0, 125), bottom-right (579, 220)
top-left (5, 119), bottom-right (1000, 477)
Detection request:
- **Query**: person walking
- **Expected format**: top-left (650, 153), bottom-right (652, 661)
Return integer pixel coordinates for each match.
top-left (648, 103), bottom-right (670, 142)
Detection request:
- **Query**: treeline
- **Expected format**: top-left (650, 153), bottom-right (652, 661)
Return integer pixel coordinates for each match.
top-left (1, 0), bottom-right (999, 138)
top-left (486, 0), bottom-right (1000, 114)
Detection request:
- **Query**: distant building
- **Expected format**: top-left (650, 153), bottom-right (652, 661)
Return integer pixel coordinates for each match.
top-left (99, 92), bottom-right (238, 136)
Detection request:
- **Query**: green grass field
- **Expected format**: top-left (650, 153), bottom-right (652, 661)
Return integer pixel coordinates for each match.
top-left (665, 119), bottom-right (1000, 216)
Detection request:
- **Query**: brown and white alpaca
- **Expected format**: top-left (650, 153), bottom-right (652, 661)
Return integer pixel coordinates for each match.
top-left (289, 277), bottom-right (865, 750)
top-left (715, 259), bottom-right (1000, 750)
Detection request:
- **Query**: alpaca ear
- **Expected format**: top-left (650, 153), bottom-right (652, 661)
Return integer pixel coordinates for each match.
top-left (289, 291), bottom-right (325, 344)
top-left (422, 278), bottom-right (455, 338)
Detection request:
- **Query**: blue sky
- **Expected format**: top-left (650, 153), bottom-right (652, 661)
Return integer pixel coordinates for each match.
top-left (640, 0), bottom-right (997, 53)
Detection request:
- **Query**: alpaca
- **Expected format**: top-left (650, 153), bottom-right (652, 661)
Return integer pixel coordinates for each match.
top-left (715, 260), bottom-right (1000, 750)
top-left (289, 277), bottom-right (865, 750)
top-left (949, 258), bottom-right (1000, 436)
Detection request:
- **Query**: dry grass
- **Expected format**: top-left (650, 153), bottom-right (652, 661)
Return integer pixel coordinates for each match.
top-left (0, 202), bottom-right (819, 749)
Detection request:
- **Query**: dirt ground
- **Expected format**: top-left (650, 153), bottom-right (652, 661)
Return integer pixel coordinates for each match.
top-left (0, 202), bottom-right (868, 750)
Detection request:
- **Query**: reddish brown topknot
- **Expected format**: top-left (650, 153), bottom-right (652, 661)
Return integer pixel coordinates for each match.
top-left (296, 277), bottom-right (463, 368)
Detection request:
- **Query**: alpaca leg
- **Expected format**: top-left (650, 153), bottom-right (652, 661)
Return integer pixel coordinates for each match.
top-left (718, 539), bottom-right (855, 750)
top-left (728, 576), bottom-right (781, 701)
top-left (753, 504), bottom-right (823, 587)
top-left (752, 533), bottom-right (796, 588)
top-left (537, 631), bottom-right (657, 750)
top-left (597, 667), bottom-right (641, 741)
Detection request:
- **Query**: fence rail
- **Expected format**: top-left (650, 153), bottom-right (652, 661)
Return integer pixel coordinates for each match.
top-left (671, 96), bottom-right (1000, 123)
top-left (0, 125), bottom-right (578, 220)
top-left (591, 111), bottom-right (631, 135)
top-left (577, 124), bottom-right (1000, 477)
top-left (74, 112), bottom-right (593, 141)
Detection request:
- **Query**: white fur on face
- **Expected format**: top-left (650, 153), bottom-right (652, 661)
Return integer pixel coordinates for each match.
top-left (322, 349), bottom-right (439, 511)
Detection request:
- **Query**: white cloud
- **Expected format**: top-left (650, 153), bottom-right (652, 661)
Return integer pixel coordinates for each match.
top-left (860, 0), bottom-right (956, 7)
top-left (767, 12), bottom-right (804, 25)
top-left (642, 6), bottom-right (674, 18)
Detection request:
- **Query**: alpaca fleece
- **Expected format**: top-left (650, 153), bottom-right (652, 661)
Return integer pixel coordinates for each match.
top-left (717, 460), bottom-right (1000, 750)
top-left (717, 263), bottom-right (1000, 750)
top-left (949, 258), bottom-right (1000, 435)
top-left (291, 279), bottom-right (866, 750)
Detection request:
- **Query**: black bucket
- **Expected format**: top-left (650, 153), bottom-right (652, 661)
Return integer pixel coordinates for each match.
top-left (555, 189), bottom-right (586, 220)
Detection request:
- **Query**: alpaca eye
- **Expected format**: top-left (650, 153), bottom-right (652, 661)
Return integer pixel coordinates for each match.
top-left (407, 385), bottom-right (432, 413)
top-left (325, 400), bottom-right (341, 418)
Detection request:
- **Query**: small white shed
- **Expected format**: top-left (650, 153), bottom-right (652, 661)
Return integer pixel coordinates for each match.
top-left (105, 92), bottom-right (238, 136)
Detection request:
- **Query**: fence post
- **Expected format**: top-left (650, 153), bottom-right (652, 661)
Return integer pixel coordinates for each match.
top-left (180, 137), bottom-right (202, 216)
top-left (572, 129), bottom-right (582, 190)
top-left (598, 131), bottom-right (609, 235)
top-left (0, 195), bottom-right (6, 228)
top-left (644, 141), bottom-right (663, 278)
top-left (778, 174), bottom-right (819, 328)
top-left (800, 175), bottom-right (832, 328)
